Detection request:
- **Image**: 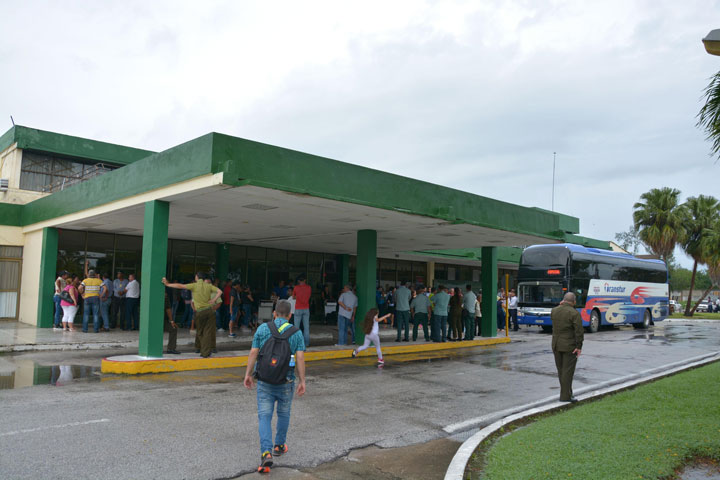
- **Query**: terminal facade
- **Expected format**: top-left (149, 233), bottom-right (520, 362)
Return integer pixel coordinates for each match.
top-left (0, 125), bottom-right (609, 356)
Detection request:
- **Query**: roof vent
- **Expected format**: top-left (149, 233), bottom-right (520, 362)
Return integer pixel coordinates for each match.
top-left (0, 179), bottom-right (8, 192)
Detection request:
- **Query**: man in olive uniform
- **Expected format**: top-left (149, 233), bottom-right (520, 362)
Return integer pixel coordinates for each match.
top-left (410, 286), bottom-right (431, 342)
top-left (551, 292), bottom-right (584, 403)
top-left (162, 272), bottom-right (222, 358)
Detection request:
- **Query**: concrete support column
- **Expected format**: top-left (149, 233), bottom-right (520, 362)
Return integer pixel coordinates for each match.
top-left (36, 227), bottom-right (58, 328)
top-left (427, 261), bottom-right (435, 288)
top-left (339, 254), bottom-right (350, 288)
top-left (480, 246), bottom-right (498, 337)
top-left (355, 230), bottom-right (377, 345)
top-left (216, 243), bottom-right (229, 282)
top-left (138, 200), bottom-right (169, 357)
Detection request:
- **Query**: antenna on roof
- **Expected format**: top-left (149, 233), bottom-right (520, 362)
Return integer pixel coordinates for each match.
top-left (10, 115), bottom-right (15, 126)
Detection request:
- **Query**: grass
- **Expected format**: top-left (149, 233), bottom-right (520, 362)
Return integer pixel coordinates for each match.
top-left (468, 362), bottom-right (720, 480)
top-left (669, 311), bottom-right (720, 320)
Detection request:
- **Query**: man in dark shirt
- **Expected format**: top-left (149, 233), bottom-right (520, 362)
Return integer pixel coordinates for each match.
top-left (551, 292), bottom-right (584, 403)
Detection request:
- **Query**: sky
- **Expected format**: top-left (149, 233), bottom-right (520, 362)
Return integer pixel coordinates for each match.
top-left (2, 0), bottom-right (718, 267)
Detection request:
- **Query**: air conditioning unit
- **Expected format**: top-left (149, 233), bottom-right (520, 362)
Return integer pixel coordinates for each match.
top-left (0, 178), bottom-right (9, 192)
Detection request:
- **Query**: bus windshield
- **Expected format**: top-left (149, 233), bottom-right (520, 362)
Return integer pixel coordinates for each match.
top-left (519, 282), bottom-right (565, 307)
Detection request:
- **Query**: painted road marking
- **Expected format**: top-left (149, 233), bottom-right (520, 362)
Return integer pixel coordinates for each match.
top-left (0, 418), bottom-right (111, 437)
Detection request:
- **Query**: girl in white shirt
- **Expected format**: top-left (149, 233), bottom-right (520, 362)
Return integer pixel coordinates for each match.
top-left (352, 308), bottom-right (391, 365)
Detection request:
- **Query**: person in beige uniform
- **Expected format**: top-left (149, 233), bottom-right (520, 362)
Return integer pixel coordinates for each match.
top-left (162, 272), bottom-right (222, 358)
top-left (551, 292), bottom-right (584, 403)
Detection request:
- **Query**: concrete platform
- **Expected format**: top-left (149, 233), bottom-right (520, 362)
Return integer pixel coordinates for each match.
top-left (101, 336), bottom-right (511, 374)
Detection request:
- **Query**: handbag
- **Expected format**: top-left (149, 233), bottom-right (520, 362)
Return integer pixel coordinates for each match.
top-left (59, 290), bottom-right (74, 303)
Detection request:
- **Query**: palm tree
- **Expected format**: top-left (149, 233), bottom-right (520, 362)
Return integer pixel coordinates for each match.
top-left (691, 219), bottom-right (720, 314)
top-left (697, 71), bottom-right (720, 161)
top-left (633, 188), bottom-right (687, 266)
top-left (681, 195), bottom-right (720, 316)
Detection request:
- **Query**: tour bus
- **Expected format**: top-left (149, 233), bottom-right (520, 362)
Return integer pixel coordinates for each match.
top-left (517, 244), bottom-right (669, 333)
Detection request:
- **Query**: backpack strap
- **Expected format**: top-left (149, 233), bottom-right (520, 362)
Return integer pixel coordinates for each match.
top-left (268, 321), bottom-right (299, 339)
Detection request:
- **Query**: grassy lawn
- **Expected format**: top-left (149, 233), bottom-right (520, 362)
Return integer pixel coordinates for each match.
top-left (669, 311), bottom-right (720, 320)
top-left (468, 362), bottom-right (720, 479)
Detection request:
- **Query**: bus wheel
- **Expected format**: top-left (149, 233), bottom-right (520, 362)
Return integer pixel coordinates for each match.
top-left (634, 309), bottom-right (651, 329)
top-left (541, 326), bottom-right (552, 333)
top-left (587, 310), bottom-right (600, 333)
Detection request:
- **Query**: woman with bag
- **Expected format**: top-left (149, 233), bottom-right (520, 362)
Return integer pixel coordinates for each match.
top-left (60, 275), bottom-right (80, 332)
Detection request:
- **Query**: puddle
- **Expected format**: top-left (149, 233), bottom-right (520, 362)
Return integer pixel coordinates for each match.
top-left (0, 362), bottom-right (101, 390)
top-left (680, 465), bottom-right (720, 479)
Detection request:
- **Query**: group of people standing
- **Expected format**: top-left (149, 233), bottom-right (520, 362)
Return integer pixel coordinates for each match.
top-left (53, 264), bottom-right (140, 333)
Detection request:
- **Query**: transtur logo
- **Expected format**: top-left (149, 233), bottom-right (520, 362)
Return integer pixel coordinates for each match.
top-left (604, 283), bottom-right (626, 293)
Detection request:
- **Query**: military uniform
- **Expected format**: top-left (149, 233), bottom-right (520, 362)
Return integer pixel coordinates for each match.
top-left (184, 280), bottom-right (221, 358)
top-left (550, 303), bottom-right (584, 401)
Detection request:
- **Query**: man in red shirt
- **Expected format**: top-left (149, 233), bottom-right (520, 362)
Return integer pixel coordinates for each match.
top-left (293, 275), bottom-right (312, 347)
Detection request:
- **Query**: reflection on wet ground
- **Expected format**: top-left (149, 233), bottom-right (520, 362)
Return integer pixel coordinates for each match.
top-left (0, 362), bottom-right (101, 390)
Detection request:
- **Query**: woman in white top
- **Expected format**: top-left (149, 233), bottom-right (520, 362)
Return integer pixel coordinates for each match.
top-left (351, 308), bottom-right (391, 365)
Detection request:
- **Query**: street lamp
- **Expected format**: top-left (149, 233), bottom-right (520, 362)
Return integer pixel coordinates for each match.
top-left (702, 29), bottom-right (720, 56)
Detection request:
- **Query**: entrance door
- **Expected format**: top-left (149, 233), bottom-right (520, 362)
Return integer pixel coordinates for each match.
top-left (0, 246), bottom-right (23, 320)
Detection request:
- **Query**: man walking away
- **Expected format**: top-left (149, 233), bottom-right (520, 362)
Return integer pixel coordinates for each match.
top-left (462, 285), bottom-right (477, 340)
top-left (395, 282), bottom-right (412, 342)
top-left (162, 273), bottom-right (222, 358)
top-left (243, 300), bottom-right (306, 474)
top-left (337, 284), bottom-right (357, 346)
top-left (293, 275), bottom-right (312, 347)
top-left (551, 292), bottom-right (584, 403)
top-left (431, 285), bottom-right (450, 342)
top-left (80, 265), bottom-right (103, 333)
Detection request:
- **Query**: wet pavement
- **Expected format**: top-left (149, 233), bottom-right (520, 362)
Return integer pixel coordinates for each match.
top-left (0, 320), bottom-right (718, 479)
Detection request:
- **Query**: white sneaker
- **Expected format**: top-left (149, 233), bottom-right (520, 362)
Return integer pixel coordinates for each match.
top-left (190, 329), bottom-right (196, 333)
top-left (53, 327), bottom-right (61, 331)
top-left (217, 328), bottom-right (225, 332)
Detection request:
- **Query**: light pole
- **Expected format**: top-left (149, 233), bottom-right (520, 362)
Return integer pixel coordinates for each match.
top-left (551, 152), bottom-right (556, 211)
top-left (702, 29), bottom-right (720, 56)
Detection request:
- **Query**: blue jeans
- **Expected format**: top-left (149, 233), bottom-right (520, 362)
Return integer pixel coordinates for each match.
top-left (100, 298), bottom-right (111, 329)
top-left (396, 310), bottom-right (410, 341)
top-left (82, 296), bottom-right (101, 332)
top-left (242, 304), bottom-right (252, 326)
top-left (53, 295), bottom-right (63, 327)
top-left (257, 380), bottom-right (294, 455)
top-left (125, 297), bottom-right (139, 330)
top-left (294, 309), bottom-right (310, 347)
top-left (230, 305), bottom-right (239, 325)
top-left (338, 315), bottom-right (351, 345)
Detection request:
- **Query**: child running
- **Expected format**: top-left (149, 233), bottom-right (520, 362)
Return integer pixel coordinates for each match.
top-left (351, 308), bottom-right (391, 365)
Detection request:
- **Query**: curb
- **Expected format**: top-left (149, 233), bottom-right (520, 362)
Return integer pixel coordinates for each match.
top-left (101, 336), bottom-right (511, 374)
top-left (443, 350), bottom-right (720, 480)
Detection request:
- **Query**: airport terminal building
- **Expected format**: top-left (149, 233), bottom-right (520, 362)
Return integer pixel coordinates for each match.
top-left (0, 125), bottom-right (608, 356)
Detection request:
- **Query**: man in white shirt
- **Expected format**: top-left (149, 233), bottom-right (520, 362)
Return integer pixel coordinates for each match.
top-left (508, 289), bottom-right (519, 331)
top-left (124, 274), bottom-right (140, 330)
top-left (337, 285), bottom-right (357, 345)
top-left (462, 285), bottom-right (477, 340)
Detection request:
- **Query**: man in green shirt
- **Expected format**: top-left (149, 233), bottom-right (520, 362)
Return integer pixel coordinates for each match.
top-left (162, 272), bottom-right (222, 358)
top-left (431, 285), bottom-right (450, 342)
top-left (410, 286), bottom-right (431, 342)
top-left (551, 292), bottom-right (584, 403)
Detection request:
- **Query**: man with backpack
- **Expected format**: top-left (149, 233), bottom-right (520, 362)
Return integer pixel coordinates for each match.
top-left (244, 300), bottom-right (306, 474)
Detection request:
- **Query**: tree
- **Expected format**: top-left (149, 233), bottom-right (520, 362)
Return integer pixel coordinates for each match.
top-left (633, 188), bottom-right (687, 267)
top-left (691, 219), bottom-right (720, 313)
top-left (614, 226), bottom-right (643, 254)
top-left (697, 71), bottom-right (720, 161)
top-left (681, 195), bottom-right (720, 316)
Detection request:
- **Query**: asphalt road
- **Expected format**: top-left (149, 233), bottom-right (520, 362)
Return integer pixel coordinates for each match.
top-left (1, 320), bottom-right (718, 480)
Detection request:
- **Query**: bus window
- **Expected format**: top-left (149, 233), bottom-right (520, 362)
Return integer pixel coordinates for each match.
top-left (519, 283), bottom-right (564, 307)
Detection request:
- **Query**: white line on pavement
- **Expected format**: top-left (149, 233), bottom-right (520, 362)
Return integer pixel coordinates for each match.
top-left (0, 418), bottom-right (111, 437)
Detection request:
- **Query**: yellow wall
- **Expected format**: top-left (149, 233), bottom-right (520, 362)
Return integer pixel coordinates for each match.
top-left (0, 226), bottom-right (24, 246)
top-left (18, 229), bottom-right (42, 326)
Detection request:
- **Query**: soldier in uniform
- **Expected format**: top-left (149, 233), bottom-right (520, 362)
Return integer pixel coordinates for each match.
top-left (551, 292), bottom-right (584, 403)
top-left (162, 272), bottom-right (222, 358)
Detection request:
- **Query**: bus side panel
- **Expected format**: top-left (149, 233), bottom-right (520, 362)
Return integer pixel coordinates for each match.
top-left (581, 280), bottom-right (669, 326)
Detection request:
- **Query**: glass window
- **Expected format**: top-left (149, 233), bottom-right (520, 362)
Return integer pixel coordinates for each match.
top-left (247, 246), bottom-right (266, 260)
top-left (57, 230), bottom-right (87, 277)
top-left (434, 263), bottom-right (448, 281)
top-left (379, 259), bottom-right (396, 287)
top-left (170, 240), bottom-right (195, 282)
top-left (195, 242), bottom-right (216, 278)
top-left (288, 251), bottom-right (307, 271)
top-left (247, 260), bottom-right (267, 296)
top-left (86, 232), bottom-right (114, 277)
top-left (397, 260), bottom-right (412, 284)
top-left (114, 235), bottom-right (142, 279)
top-left (0, 246), bottom-right (23, 258)
top-left (308, 252), bottom-right (323, 272)
top-left (19, 151), bottom-right (118, 193)
top-left (228, 245), bottom-right (246, 284)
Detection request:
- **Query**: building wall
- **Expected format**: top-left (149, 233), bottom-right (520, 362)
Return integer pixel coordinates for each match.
top-left (18, 229), bottom-right (42, 326)
top-left (0, 226), bottom-right (24, 246)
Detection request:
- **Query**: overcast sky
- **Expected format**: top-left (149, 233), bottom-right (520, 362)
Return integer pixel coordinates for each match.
top-left (2, 1), bottom-right (718, 267)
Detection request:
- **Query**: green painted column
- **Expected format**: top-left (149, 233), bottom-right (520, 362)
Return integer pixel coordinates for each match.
top-left (339, 254), bottom-right (349, 288)
top-left (355, 230), bottom-right (377, 345)
top-left (480, 246), bottom-right (498, 337)
top-left (216, 243), bottom-right (229, 282)
top-left (37, 227), bottom-right (59, 328)
top-left (138, 200), bottom-right (169, 357)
